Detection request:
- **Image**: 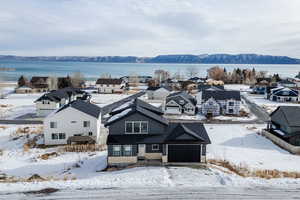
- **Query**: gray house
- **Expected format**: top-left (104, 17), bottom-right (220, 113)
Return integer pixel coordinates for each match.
top-left (165, 92), bottom-right (197, 115)
top-left (105, 98), bottom-right (211, 166)
top-left (267, 106), bottom-right (300, 146)
top-left (197, 90), bottom-right (241, 116)
top-left (146, 86), bottom-right (172, 101)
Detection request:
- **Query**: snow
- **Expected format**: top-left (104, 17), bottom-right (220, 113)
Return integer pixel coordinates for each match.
top-left (111, 99), bottom-right (134, 112)
top-left (106, 108), bottom-right (132, 123)
top-left (206, 124), bottom-right (300, 172)
top-left (0, 93), bottom-right (42, 119)
top-left (224, 84), bottom-right (251, 92)
top-left (91, 93), bottom-right (131, 107)
top-left (244, 93), bottom-right (300, 113)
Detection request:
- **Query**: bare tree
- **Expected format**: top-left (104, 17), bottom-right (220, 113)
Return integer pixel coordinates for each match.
top-left (48, 76), bottom-right (58, 90)
top-left (154, 69), bottom-right (170, 84)
top-left (128, 73), bottom-right (140, 87)
top-left (185, 67), bottom-right (199, 78)
top-left (71, 72), bottom-right (85, 88)
top-left (207, 66), bottom-right (225, 81)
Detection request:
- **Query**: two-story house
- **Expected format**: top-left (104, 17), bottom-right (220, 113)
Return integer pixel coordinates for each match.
top-left (165, 92), bottom-right (197, 115)
top-left (30, 76), bottom-right (51, 92)
top-left (197, 90), bottom-right (241, 116)
top-left (44, 100), bottom-right (104, 145)
top-left (104, 98), bottom-right (211, 166)
top-left (267, 87), bottom-right (299, 102)
top-left (35, 87), bottom-right (91, 117)
top-left (267, 106), bottom-right (300, 146)
top-left (96, 78), bottom-right (125, 94)
top-left (146, 86), bottom-right (172, 101)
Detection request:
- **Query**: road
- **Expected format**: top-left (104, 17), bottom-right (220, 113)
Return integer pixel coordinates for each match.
top-left (1, 187), bottom-right (299, 199)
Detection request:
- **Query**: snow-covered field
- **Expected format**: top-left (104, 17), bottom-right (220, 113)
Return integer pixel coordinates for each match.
top-left (206, 124), bottom-right (300, 172)
top-left (224, 84), bottom-right (251, 92)
top-left (0, 93), bottom-right (42, 119)
top-left (90, 93), bottom-right (131, 107)
top-left (245, 93), bottom-right (300, 113)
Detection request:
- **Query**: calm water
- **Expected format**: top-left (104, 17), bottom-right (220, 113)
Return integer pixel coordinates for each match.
top-left (0, 60), bottom-right (300, 81)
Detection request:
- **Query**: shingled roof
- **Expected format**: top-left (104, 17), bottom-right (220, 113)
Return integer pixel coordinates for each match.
top-left (96, 78), bottom-right (123, 85)
top-left (35, 87), bottom-right (86, 102)
top-left (271, 106), bottom-right (300, 127)
top-left (202, 90), bottom-right (241, 101)
top-left (55, 100), bottom-right (101, 118)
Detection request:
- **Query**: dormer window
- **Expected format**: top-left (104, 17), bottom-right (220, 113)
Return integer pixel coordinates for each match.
top-left (125, 121), bottom-right (148, 134)
top-left (179, 100), bottom-right (185, 105)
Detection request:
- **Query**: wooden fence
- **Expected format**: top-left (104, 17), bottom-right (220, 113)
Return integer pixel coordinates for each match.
top-left (62, 144), bottom-right (107, 152)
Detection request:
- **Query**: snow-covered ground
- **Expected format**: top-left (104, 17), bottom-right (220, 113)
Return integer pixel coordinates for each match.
top-left (0, 93), bottom-right (42, 119)
top-left (206, 124), bottom-right (300, 172)
top-left (244, 93), bottom-right (300, 113)
top-left (224, 84), bottom-right (251, 92)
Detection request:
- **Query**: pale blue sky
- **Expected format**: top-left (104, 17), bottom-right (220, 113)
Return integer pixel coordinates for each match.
top-left (1, 0), bottom-right (300, 57)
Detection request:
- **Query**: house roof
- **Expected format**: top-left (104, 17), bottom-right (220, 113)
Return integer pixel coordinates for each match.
top-left (105, 99), bottom-right (168, 126)
top-left (107, 122), bottom-right (211, 144)
top-left (202, 90), bottom-right (241, 101)
top-left (167, 91), bottom-right (197, 105)
top-left (271, 87), bottom-right (298, 97)
top-left (271, 106), bottom-right (300, 127)
top-left (30, 76), bottom-right (49, 84)
top-left (96, 78), bottom-right (123, 85)
top-left (35, 87), bottom-right (86, 102)
top-left (55, 99), bottom-right (101, 118)
top-left (198, 84), bottom-right (225, 92)
top-left (278, 79), bottom-right (295, 85)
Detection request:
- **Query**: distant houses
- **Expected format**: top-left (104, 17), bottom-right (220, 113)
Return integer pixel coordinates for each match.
top-left (104, 98), bottom-right (211, 166)
top-left (146, 86), bottom-right (171, 101)
top-left (95, 78), bottom-right (125, 94)
top-left (44, 100), bottom-right (104, 146)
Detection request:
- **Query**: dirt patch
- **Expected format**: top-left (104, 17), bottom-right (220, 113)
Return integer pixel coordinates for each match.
top-left (27, 174), bottom-right (45, 182)
top-left (39, 152), bottom-right (59, 160)
top-left (24, 188), bottom-right (59, 195)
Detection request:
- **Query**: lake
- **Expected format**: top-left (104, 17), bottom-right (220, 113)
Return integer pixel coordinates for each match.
top-left (0, 60), bottom-right (300, 81)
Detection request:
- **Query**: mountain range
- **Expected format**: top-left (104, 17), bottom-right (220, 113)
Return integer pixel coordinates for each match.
top-left (0, 54), bottom-right (299, 64)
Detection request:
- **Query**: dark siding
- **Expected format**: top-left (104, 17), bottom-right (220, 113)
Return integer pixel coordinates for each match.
top-left (108, 112), bottom-right (167, 135)
top-left (201, 144), bottom-right (206, 156)
top-left (162, 144), bottom-right (167, 155)
top-left (108, 144), bottom-right (137, 156)
top-left (146, 144), bottom-right (162, 153)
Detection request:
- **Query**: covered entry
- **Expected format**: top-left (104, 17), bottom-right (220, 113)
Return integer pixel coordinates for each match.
top-left (168, 144), bottom-right (200, 163)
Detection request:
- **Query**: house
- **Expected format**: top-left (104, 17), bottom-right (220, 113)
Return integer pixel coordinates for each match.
top-left (267, 106), bottom-right (300, 146)
top-left (198, 84), bottom-right (225, 92)
top-left (188, 77), bottom-right (207, 84)
top-left (197, 90), bottom-right (241, 116)
top-left (35, 87), bottom-right (91, 117)
top-left (30, 76), bottom-right (51, 92)
top-left (165, 92), bottom-right (197, 115)
top-left (96, 78), bottom-right (125, 94)
top-left (15, 86), bottom-right (33, 94)
top-left (44, 100), bottom-right (103, 145)
top-left (146, 86), bottom-right (172, 101)
top-left (277, 79), bottom-right (297, 88)
top-left (267, 87), bottom-right (299, 102)
top-left (252, 78), bottom-right (272, 94)
top-left (104, 99), bottom-right (211, 166)
top-left (161, 78), bottom-right (181, 90)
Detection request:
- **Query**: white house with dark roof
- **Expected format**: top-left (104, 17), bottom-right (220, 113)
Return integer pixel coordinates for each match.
top-left (35, 87), bottom-right (90, 117)
top-left (44, 100), bottom-right (104, 145)
top-left (164, 91), bottom-right (197, 115)
top-left (96, 78), bottom-right (125, 94)
top-left (198, 90), bottom-right (241, 116)
top-left (267, 87), bottom-right (299, 102)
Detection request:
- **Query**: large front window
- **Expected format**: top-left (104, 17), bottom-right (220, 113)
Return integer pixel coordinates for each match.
top-left (112, 145), bottom-right (121, 156)
top-left (123, 145), bottom-right (132, 156)
top-left (125, 121), bottom-right (148, 134)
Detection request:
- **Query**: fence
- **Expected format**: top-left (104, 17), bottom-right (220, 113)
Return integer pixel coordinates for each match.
top-left (62, 144), bottom-right (107, 152)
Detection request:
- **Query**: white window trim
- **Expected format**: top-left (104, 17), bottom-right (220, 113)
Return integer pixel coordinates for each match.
top-left (125, 121), bottom-right (148, 134)
top-left (152, 144), bottom-right (159, 151)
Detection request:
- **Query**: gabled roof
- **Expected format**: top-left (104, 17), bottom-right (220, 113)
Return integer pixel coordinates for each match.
top-left (30, 76), bottom-right (49, 84)
top-left (198, 84), bottom-right (225, 92)
top-left (105, 100), bottom-right (168, 126)
top-left (270, 106), bottom-right (300, 127)
top-left (35, 87), bottom-right (86, 102)
top-left (202, 90), bottom-right (241, 101)
top-left (55, 100), bottom-right (101, 118)
top-left (167, 91), bottom-right (197, 105)
top-left (165, 123), bottom-right (208, 142)
top-left (96, 78), bottom-right (123, 85)
top-left (271, 87), bottom-right (298, 97)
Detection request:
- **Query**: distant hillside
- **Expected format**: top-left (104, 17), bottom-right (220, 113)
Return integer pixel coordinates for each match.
top-left (1, 54), bottom-right (300, 64)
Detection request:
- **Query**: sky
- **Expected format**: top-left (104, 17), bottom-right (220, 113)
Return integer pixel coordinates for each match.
top-left (1, 0), bottom-right (300, 57)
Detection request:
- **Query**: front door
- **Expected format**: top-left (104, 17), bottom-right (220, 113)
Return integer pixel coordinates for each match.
top-left (138, 144), bottom-right (146, 157)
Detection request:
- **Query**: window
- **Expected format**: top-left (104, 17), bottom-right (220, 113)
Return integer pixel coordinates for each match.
top-left (51, 133), bottom-right (58, 140)
top-left (50, 122), bottom-right (57, 128)
top-left (229, 101), bottom-right (234, 106)
top-left (88, 132), bottom-right (93, 136)
top-left (228, 109), bottom-right (234, 114)
top-left (125, 121), bottom-right (148, 134)
top-left (123, 145), bottom-right (132, 156)
top-left (152, 144), bottom-right (159, 151)
top-left (179, 100), bottom-right (185, 105)
top-left (83, 121), bottom-right (90, 127)
top-left (112, 145), bottom-right (121, 156)
top-left (59, 133), bottom-right (66, 139)
top-left (125, 122), bottom-right (133, 133)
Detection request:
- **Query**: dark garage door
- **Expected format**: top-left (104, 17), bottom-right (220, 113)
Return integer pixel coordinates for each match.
top-left (168, 145), bottom-right (200, 163)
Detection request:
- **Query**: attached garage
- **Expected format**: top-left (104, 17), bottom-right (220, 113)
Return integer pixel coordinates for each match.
top-left (167, 144), bottom-right (201, 163)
